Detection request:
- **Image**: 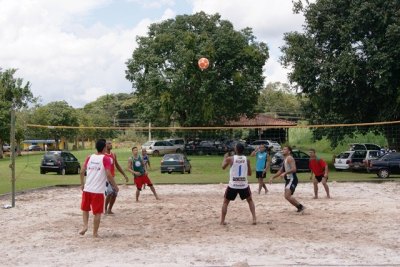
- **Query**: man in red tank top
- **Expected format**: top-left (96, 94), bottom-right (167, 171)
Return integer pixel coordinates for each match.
top-left (104, 141), bottom-right (129, 214)
top-left (309, 148), bottom-right (330, 199)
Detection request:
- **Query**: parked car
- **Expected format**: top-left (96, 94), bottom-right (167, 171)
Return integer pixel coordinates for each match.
top-left (142, 140), bottom-right (181, 156)
top-left (160, 153), bottom-right (192, 174)
top-left (165, 138), bottom-right (185, 151)
top-left (349, 143), bottom-right (381, 151)
top-left (367, 152), bottom-right (400, 178)
top-left (185, 140), bottom-right (225, 155)
top-left (223, 140), bottom-right (253, 155)
top-left (334, 151), bottom-right (355, 171)
top-left (28, 145), bottom-right (43, 151)
top-left (270, 149), bottom-right (311, 173)
top-left (249, 140), bottom-right (281, 152)
top-left (2, 143), bottom-right (11, 152)
top-left (348, 150), bottom-right (381, 171)
top-left (40, 151), bottom-right (81, 175)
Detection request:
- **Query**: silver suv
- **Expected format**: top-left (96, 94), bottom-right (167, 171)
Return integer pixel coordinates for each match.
top-left (142, 140), bottom-right (182, 156)
top-left (165, 138), bottom-right (185, 151)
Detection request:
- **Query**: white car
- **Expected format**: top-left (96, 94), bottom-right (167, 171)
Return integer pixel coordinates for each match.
top-left (334, 151), bottom-right (355, 171)
top-left (249, 140), bottom-right (281, 152)
top-left (142, 140), bottom-right (182, 156)
top-left (2, 144), bottom-right (11, 152)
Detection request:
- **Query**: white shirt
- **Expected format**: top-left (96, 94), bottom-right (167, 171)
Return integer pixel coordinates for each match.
top-left (229, 155), bottom-right (249, 189)
top-left (83, 154), bottom-right (110, 194)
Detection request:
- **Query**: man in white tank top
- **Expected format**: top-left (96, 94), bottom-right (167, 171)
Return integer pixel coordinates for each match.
top-left (220, 143), bottom-right (256, 225)
top-left (269, 146), bottom-right (305, 212)
top-left (79, 139), bottom-right (119, 237)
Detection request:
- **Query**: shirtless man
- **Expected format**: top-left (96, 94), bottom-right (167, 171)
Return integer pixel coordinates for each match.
top-left (104, 140), bottom-right (129, 214)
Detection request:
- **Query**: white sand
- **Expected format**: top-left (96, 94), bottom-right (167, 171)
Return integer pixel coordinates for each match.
top-left (0, 182), bottom-right (399, 267)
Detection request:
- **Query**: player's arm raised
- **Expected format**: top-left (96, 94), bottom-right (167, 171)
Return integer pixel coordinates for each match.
top-left (222, 153), bottom-right (232, 169)
top-left (247, 158), bottom-right (252, 176)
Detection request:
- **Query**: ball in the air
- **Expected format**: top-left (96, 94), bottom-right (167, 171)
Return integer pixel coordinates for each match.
top-left (198, 57), bottom-right (209, 70)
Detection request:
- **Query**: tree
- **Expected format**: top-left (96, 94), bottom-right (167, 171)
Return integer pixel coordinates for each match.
top-left (281, 0), bottom-right (400, 148)
top-left (256, 82), bottom-right (304, 119)
top-left (126, 12), bottom-right (269, 127)
top-left (29, 101), bottom-right (79, 149)
top-left (0, 69), bottom-right (35, 158)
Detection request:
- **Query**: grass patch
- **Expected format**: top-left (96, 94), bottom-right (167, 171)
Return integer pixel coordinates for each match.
top-left (0, 149), bottom-right (397, 195)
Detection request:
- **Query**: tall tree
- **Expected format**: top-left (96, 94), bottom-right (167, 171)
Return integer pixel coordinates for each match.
top-left (256, 82), bottom-right (304, 119)
top-left (29, 101), bottom-right (79, 149)
top-left (126, 12), bottom-right (269, 126)
top-left (0, 69), bottom-right (35, 158)
top-left (281, 0), bottom-right (400, 148)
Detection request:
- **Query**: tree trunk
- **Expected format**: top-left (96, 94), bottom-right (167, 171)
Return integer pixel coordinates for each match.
top-left (0, 140), bottom-right (3, 159)
top-left (384, 125), bottom-right (400, 151)
top-left (16, 140), bottom-right (22, 156)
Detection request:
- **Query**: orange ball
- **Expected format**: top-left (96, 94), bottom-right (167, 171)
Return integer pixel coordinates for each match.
top-left (198, 57), bottom-right (209, 70)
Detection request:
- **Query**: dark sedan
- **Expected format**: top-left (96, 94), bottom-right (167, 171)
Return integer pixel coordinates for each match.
top-left (40, 151), bottom-right (81, 175)
top-left (160, 153), bottom-right (191, 174)
top-left (270, 150), bottom-right (311, 173)
top-left (367, 152), bottom-right (400, 178)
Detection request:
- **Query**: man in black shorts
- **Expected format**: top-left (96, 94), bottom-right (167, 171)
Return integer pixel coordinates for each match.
top-left (269, 146), bottom-right (305, 212)
top-left (220, 143), bottom-right (256, 225)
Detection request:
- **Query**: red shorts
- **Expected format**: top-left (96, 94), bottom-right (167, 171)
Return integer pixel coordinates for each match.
top-left (81, 191), bottom-right (104, 214)
top-left (134, 174), bottom-right (153, 190)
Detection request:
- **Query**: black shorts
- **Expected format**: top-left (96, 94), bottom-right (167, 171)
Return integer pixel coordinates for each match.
top-left (315, 175), bottom-right (327, 183)
top-left (256, 171), bottom-right (266, 179)
top-left (285, 174), bottom-right (298, 195)
top-left (224, 186), bottom-right (251, 201)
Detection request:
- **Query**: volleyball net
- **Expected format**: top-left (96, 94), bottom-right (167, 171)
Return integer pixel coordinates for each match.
top-left (24, 120), bottom-right (400, 154)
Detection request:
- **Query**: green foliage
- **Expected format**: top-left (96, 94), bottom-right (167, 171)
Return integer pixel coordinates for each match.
top-left (27, 101), bottom-right (79, 145)
top-left (288, 127), bottom-right (387, 154)
top-left (281, 0), bottom-right (400, 149)
top-left (0, 68), bottom-right (35, 158)
top-left (256, 82), bottom-right (305, 117)
top-left (126, 12), bottom-right (269, 126)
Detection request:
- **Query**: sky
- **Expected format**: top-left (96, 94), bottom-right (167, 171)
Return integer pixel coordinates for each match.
top-left (0, 0), bottom-right (306, 108)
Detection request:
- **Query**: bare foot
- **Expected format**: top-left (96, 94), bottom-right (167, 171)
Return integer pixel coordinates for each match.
top-left (313, 196), bottom-right (318, 199)
top-left (93, 233), bottom-right (99, 238)
top-left (107, 211), bottom-right (114, 215)
top-left (327, 195), bottom-right (331, 199)
top-left (156, 197), bottom-right (161, 200)
top-left (79, 227), bottom-right (88, 235)
top-left (252, 221), bottom-right (257, 225)
top-left (220, 221), bottom-right (228, 225)
top-left (265, 189), bottom-right (268, 194)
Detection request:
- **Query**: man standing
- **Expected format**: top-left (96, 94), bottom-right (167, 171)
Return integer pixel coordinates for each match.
top-left (269, 146), bottom-right (305, 212)
top-left (250, 144), bottom-right (270, 194)
top-left (104, 140), bottom-right (129, 215)
top-left (221, 143), bottom-right (256, 225)
top-left (79, 139), bottom-right (119, 237)
top-left (127, 146), bottom-right (160, 202)
top-left (309, 148), bottom-right (330, 199)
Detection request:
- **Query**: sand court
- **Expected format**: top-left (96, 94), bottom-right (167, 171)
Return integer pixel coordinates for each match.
top-left (0, 182), bottom-right (399, 266)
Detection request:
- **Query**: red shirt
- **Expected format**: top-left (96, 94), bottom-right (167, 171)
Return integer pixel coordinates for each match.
top-left (104, 152), bottom-right (116, 177)
top-left (309, 158), bottom-right (327, 176)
